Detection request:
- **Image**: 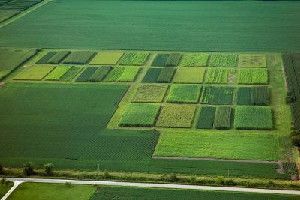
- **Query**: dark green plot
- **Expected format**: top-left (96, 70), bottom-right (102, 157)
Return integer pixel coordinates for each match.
top-left (196, 106), bottom-right (216, 129)
top-left (75, 67), bottom-right (98, 82)
top-left (201, 86), bottom-right (234, 105)
top-left (142, 67), bottom-right (162, 83)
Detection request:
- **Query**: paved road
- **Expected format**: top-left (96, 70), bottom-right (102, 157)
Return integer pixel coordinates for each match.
top-left (4, 178), bottom-right (300, 196)
top-left (1, 181), bottom-right (23, 200)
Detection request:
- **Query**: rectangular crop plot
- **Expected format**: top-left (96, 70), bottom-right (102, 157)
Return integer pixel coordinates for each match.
top-left (205, 68), bottom-right (229, 84)
top-left (156, 104), bottom-right (196, 128)
top-left (44, 66), bottom-right (70, 81)
top-left (142, 68), bottom-right (162, 83)
top-left (151, 53), bottom-right (181, 67)
top-left (209, 53), bottom-right (238, 67)
top-left (75, 67), bottom-right (98, 82)
top-left (104, 67), bottom-right (140, 82)
top-left (157, 67), bottom-right (175, 83)
top-left (89, 66), bottom-right (112, 82)
top-left (238, 54), bottom-right (267, 68)
top-left (36, 52), bottom-right (56, 64)
top-left (173, 67), bottom-right (205, 83)
top-left (119, 52), bottom-right (149, 66)
top-left (132, 84), bottom-right (168, 103)
top-left (60, 66), bottom-right (82, 81)
top-left (89, 52), bottom-right (123, 65)
top-left (119, 103), bottom-right (160, 127)
top-left (62, 51), bottom-right (96, 64)
top-left (234, 106), bottom-right (273, 130)
top-left (201, 86), bottom-right (234, 105)
top-left (179, 53), bottom-right (209, 67)
top-left (236, 86), bottom-right (270, 106)
top-left (214, 106), bottom-right (232, 129)
top-left (238, 68), bottom-right (268, 85)
top-left (47, 51), bottom-right (70, 64)
top-left (196, 106), bottom-right (216, 129)
top-left (13, 66), bottom-right (54, 80)
top-left (166, 84), bottom-right (201, 103)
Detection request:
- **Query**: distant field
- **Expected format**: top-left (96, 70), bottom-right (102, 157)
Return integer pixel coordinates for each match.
top-left (7, 183), bottom-right (299, 200)
top-left (0, 0), bottom-right (299, 51)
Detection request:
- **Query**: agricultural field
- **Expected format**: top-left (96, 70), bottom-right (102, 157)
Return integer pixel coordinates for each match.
top-left (6, 183), bottom-right (299, 200)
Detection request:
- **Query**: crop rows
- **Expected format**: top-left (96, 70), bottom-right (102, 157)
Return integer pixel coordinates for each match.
top-left (238, 68), bottom-right (268, 85)
top-left (236, 86), bottom-right (270, 106)
top-left (151, 53), bottom-right (181, 67)
top-left (143, 67), bottom-right (175, 83)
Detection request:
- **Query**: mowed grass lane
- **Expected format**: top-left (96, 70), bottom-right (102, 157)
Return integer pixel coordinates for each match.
top-left (0, 0), bottom-right (299, 51)
top-left (7, 183), bottom-right (299, 200)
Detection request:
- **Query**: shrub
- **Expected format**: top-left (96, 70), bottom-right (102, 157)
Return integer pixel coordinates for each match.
top-left (196, 106), bottom-right (216, 129)
top-left (60, 66), bottom-right (82, 81)
top-left (47, 51), bottom-right (70, 64)
top-left (44, 163), bottom-right (54, 176)
top-left (89, 52), bottom-right (123, 65)
top-left (156, 104), bottom-right (196, 128)
top-left (75, 67), bottom-right (98, 82)
top-left (209, 53), bottom-right (238, 67)
top-left (238, 68), bottom-right (269, 85)
top-left (89, 66), bottom-right (112, 82)
top-left (234, 106), bottom-right (273, 130)
top-left (119, 103), bottom-right (160, 127)
top-left (201, 86), bottom-right (234, 105)
top-left (119, 52), bottom-right (149, 66)
top-left (173, 67), bottom-right (205, 83)
top-left (205, 68), bottom-right (229, 84)
top-left (36, 51), bottom-right (56, 64)
top-left (44, 66), bottom-right (71, 81)
top-left (238, 54), bottom-right (266, 68)
top-left (180, 53), bottom-right (209, 67)
top-left (23, 162), bottom-right (35, 176)
top-left (132, 84), bottom-right (168, 103)
top-left (62, 51), bottom-right (96, 64)
top-left (142, 68), bottom-right (162, 83)
top-left (166, 84), bottom-right (201, 103)
top-left (13, 66), bottom-right (55, 81)
top-left (157, 67), bottom-right (175, 83)
top-left (214, 106), bottom-right (232, 129)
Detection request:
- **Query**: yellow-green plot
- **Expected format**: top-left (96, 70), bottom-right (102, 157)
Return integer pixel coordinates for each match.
top-left (89, 52), bottom-right (123, 65)
top-left (13, 66), bottom-right (54, 80)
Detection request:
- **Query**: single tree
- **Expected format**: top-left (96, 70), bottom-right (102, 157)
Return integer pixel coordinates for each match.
top-left (44, 163), bottom-right (54, 176)
top-left (23, 162), bottom-right (35, 176)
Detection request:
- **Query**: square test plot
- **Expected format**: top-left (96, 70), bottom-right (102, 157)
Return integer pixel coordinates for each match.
top-left (238, 68), bottom-right (269, 85)
top-left (209, 53), bottom-right (238, 67)
top-left (180, 53), bottom-right (209, 67)
top-left (119, 52), bottom-right (149, 66)
top-left (132, 84), bottom-right (168, 103)
top-left (13, 66), bottom-right (54, 81)
top-left (238, 54), bottom-right (267, 68)
top-left (89, 52), bottom-right (123, 65)
top-left (173, 67), bottom-right (205, 83)
top-left (166, 84), bottom-right (201, 103)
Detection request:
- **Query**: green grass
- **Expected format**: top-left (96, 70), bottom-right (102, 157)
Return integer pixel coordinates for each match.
top-left (119, 103), bottom-right (160, 127)
top-left (234, 106), bottom-right (273, 130)
top-left (13, 66), bottom-right (54, 80)
top-left (89, 52), bottom-right (123, 65)
top-left (1, 1), bottom-right (299, 52)
top-left (0, 182), bottom-right (13, 199)
top-left (238, 68), bottom-right (269, 85)
top-left (166, 84), bottom-right (201, 103)
top-left (156, 104), bottom-right (196, 128)
top-left (179, 53), bottom-right (209, 67)
top-left (89, 185), bottom-right (299, 200)
top-left (173, 67), bottom-right (205, 83)
top-left (7, 183), bottom-right (95, 200)
top-left (44, 66), bottom-right (70, 81)
top-left (238, 54), bottom-right (267, 68)
top-left (154, 130), bottom-right (280, 161)
top-left (62, 51), bottom-right (95, 64)
top-left (132, 84), bottom-right (168, 103)
top-left (205, 68), bottom-right (229, 84)
top-left (0, 48), bottom-right (37, 80)
top-left (119, 52), bottom-right (149, 66)
top-left (209, 54), bottom-right (238, 68)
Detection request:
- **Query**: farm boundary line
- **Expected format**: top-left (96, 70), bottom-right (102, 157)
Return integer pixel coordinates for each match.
top-left (0, 0), bottom-right (53, 28)
top-left (152, 156), bottom-right (279, 164)
top-left (4, 178), bottom-right (300, 196)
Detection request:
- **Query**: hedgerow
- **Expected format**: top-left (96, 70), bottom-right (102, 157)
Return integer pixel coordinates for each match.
top-left (89, 52), bottom-right (123, 65)
top-left (238, 68), bottom-right (268, 85)
top-left (209, 53), bottom-right (238, 68)
top-left (44, 66), bottom-right (71, 81)
top-left (75, 67), bottom-right (98, 82)
top-left (166, 84), bottom-right (201, 103)
top-left (234, 106), bottom-right (273, 130)
top-left (173, 67), bottom-right (205, 83)
top-left (132, 84), bottom-right (168, 103)
top-left (205, 68), bottom-right (229, 84)
top-left (180, 53), bottom-right (209, 67)
top-left (157, 68), bottom-right (175, 83)
top-left (62, 51), bottom-right (96, 64)
top-left (156, 104), bottom-right (196, 128)
top-left (236, 86), bottom-right (270, 106)
top-left (119, 103), bottom-right (160, 127)
top-left (36, 52), bottom-right (56, 64)
top-left (60, 66), bottom-right (82, 81)
top-left (238, 54), bottom-right (266, 68)
top-left (119, 52), bottom-right (149, 66)
top-left (214, 106), bottom-right (232, 129)
top-left (196, 106), bottom-right (216, 129)
top-left (89, 66), bottom-right (112, 82)
top-left (201, 86), bottom-right (234, 105)
top-left (13, 66), bottom-right (54, 81)
top-left (47, 51), bottom-right (70, 64)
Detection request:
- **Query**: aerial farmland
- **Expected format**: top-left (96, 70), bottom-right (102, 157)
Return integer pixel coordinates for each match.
top-left (0, 0), bottom-right (300, 199)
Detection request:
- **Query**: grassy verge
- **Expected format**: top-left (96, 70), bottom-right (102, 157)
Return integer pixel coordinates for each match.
top-left (0, 180), bottom-right (13, 198)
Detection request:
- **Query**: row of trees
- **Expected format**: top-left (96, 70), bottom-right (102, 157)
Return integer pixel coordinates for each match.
top-left (0, 163), bottom-right (54, 176)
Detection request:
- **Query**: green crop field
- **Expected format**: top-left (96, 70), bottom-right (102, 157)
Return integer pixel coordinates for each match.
top-left (13, 66), bottom-right (54, 80)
